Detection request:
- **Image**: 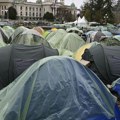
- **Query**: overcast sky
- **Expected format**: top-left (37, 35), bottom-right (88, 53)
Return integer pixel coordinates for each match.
top-left (27, 0), bottom-right (85, 8)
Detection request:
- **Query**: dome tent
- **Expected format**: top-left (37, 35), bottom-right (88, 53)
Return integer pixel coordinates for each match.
top-left (59, 33), bottom-right (85, 52)
top-left (100, 37), bottom-right (120, 46)
top-left (3, 26), bottom-right (14, 39)
top-left (0, 27), bottom-right (9, 43)
top-left (11, 29), bottom-right (49, 46)
top-left (10, 26), bottom-right (28, 42)
top-left (0, 39), bottom-right (6, 48)
top-left (82, 44), bottom-right (120, 85)
top-left (0, 56), bottom-right (119, 120)
top-left (46, 29), bottom-right (67, 48)
top-left (0, 44), bottom-right (58, 89)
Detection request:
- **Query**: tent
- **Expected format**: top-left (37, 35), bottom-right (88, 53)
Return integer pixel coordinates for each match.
top-left (59, 33), bottom-right (85, 52)
top-left (112, 78), bottom-right (120, 96)
top-left (90, 31), bottom-right (112, 42)
top-left (74, 42), bottom-right (98, 61)
top-left (33, 26), bottom-right (45, 35)
top-left (113, 35), bottom-right (120, 41)
top-left (10, 26), bottom-right (28, 43)
top-left (74, 16), bottom-right (81, 25)
top-left (100, 37), bottom-right (120, 46)
top-left (112, 78), bottom-right (120, 108)
top-left (90, 31), bottom-right (105, 42)
top-left (0, 39), bottom-right (6, 48)
top-left (0, 56), bottom-right (119, 120)
top-left (43, 31), bottom-right (50, 38)
top-left (11, 29), bottom-right (49, 46)
top-left (77, 16), bottom-right (88, 27)
top-left (46, 29), bottom-right (67, 48)
top-left (0, 44), bottom-right (58, 89)
top-left (110, 29), bottom-right (120, 35)
top-left (0, 27), bottom-right (9, 43)
top-left (3, 26), bottom-right (14, 39)
top-left (82, 44), bottom-right (120, 85)
top-left (66, 27), bottom-right (83, 35)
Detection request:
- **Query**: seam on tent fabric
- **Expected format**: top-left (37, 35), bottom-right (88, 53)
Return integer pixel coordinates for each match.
top-left (8, 45), bottom-right (13, 84)
top-left (20, 70), bottom-right (38, 120)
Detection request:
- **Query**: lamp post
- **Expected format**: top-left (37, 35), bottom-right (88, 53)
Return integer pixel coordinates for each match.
top-left (104, 13), bottom-right (108, 24)
top-left (5, 10), bottom-right (8, 20)
top-left (53, 0), bottom-right (57, 16)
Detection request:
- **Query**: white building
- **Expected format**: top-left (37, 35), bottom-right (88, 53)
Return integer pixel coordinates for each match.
top-left (0, 0), bottom-right (77, 21)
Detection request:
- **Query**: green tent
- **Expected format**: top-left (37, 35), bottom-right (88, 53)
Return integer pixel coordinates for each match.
top-left (46, 29), bottom-right (67, 48)
top-left (0, 27), bottom-right (9, 43)
top-left (113, 35), bottom-right (120, 41)
top-left (58, 48), bottom-right (73, 56)
top-left (10, 26), bottom-right (28, 43)
top-left (43, 31), bottom-right (50, 38)
top-left (100, 37), bottom-right (120, 46)
top-left (0, 40), bottom-right (6, 47)
top-left (3, 26), bottom-right (14, 39)
top-left (59, 33), bottom-right (85, 52)
top-left (11, 29), bottom-right (50, 46)
top-left (66, 27), bottom-right (83, 35)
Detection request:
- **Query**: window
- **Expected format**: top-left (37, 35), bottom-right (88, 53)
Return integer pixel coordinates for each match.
top-left (26, 7), bottom-right (27, 10)
top-left (20, 6), bottom-right (22, 10)
top-left (29, 7), bottom-right (31, 11)
top-left (29, 12), bottom-right (31, 16)
top-left (21, 12), bottom-right (22, 16)
top-left (26, 12), bottom-right (27, 16)
top-left (39, 13), bottom-right (41, 17)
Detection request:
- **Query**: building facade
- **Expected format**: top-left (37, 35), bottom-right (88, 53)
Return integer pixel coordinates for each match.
top-left (0, 0), bottom-right (77, 21)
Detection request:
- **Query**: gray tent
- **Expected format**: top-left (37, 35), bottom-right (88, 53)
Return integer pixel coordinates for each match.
top-left (0, 44), bottom-right (58, 89)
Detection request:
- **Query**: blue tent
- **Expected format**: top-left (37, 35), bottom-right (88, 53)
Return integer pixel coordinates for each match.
top-left (0, 56), bottom-right (119, 120)
top-left (112, 78), bottom-right (120, 96)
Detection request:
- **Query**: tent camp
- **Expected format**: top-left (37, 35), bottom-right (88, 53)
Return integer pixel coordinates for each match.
top-left (0, 56), bottom-right (119, 120)
top-left (0, 44), bottom-right (58, 89)
top-left (82, 44), bottom-right (120, 85)
top-left (11, 29), bottom-right (49, 46)
top-left (59, 33), bottom-right (85, 52)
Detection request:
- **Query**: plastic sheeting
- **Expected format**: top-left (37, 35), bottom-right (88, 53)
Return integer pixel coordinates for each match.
top-left (0, 56), bottom-right (119, 120)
